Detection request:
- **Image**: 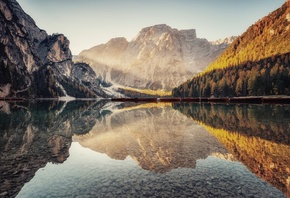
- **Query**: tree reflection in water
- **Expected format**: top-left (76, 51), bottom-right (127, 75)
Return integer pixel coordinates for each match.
top-left (173, 102), bottom-right (290, 197)
top-left (0, 101), bottom-right (288, 197)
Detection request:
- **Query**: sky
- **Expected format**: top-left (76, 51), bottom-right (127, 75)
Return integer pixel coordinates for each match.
top-left (17, 0), bottom-right (286, 55)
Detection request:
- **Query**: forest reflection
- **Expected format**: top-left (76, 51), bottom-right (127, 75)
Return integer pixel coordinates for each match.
top-left (173, 103), bottom-right (290, 196)
top-left (2, 101), bottom-right (289, 197)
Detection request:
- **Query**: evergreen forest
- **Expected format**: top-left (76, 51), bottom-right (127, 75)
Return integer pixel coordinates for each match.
top-left (172, 52), bottom-right (290, 97)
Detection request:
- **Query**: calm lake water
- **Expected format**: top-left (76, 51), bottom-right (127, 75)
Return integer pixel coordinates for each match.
top-left (0, 100), bottom-right (289, 197)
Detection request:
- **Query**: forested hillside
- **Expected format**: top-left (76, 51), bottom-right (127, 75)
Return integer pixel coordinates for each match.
top-left (173, 52), bottom-right (290, 97)
top-left (173, 1), bottom-right (290, 97)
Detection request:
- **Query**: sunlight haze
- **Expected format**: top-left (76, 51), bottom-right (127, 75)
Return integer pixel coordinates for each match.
top-left (17, 0), bottom-right (286, 54)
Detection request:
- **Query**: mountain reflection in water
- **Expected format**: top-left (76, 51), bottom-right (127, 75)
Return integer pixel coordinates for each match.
top-left (0, 100), bottom-right (287, 197)
top-left (75, 103), bottom-right (230, 173)
top-left (0, 100), bottom-right (108, 197)
top-left (173, 103), bottom-right (290, 197)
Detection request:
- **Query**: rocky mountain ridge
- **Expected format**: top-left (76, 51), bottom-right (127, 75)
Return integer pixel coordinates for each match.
top-left (77, 24), bottom-right (235, 91)
top-left (0, 0), bottom-right (107, 98)
top-left (210, 36), bottom-right (237, 46)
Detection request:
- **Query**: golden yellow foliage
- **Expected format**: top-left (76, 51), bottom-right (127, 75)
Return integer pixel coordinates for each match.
top-left (204, 1), bottom-right (290, 74)
top-left (119, 86), bottom-right (172, 97)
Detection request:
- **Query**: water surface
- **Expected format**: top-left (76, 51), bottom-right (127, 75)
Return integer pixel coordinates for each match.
top-left (0, 100), bottom-right (289, 197)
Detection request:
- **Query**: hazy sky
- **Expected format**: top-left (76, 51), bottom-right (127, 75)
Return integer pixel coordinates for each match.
top-left (17, 0), bottom-right (286, 55)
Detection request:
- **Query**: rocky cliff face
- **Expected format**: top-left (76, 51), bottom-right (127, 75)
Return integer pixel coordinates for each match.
top-left (78, 24), bottom-right (235, 91)
top-left (0, 0), bottom-right (107, 98)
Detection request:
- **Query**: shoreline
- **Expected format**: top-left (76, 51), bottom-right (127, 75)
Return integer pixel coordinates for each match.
top-left (2, 96), bottom-right (290, 104)
top-left (111, 96), bottom-right (290, 104)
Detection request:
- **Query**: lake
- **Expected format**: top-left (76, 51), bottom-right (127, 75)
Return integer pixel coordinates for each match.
top-left (0, 100), bottom-right (289, 197)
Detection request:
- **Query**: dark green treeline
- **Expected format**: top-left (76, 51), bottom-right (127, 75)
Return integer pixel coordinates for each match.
top-left (172, 52), bottom-right (290, 97)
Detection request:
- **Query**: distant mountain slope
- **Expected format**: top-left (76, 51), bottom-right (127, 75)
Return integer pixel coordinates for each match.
top-left (173, 1), bottom-right (290, 97)
top-left (77, 24), bottom-right (235, 91)
top-left (205, 1), bottom-right (290, 72)
top-left (0, 0), bottom-right (108, 98)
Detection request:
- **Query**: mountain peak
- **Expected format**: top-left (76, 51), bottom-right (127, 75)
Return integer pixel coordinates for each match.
top-left (132, 24), bottom-right (196, 43)
top-left (106, 37), bottom-right (128, 49)
top-left (210, 36), bottom-right (237, 45)
top-left (142, 24), bottom-right (174, 32)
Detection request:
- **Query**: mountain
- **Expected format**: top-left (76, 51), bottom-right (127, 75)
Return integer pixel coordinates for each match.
top-left (173, 1), bottom-right (290, 97)
top-left (0, 0), bottom-right (107, 98)
top-left (77, 24), bottom-right (235, 91)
